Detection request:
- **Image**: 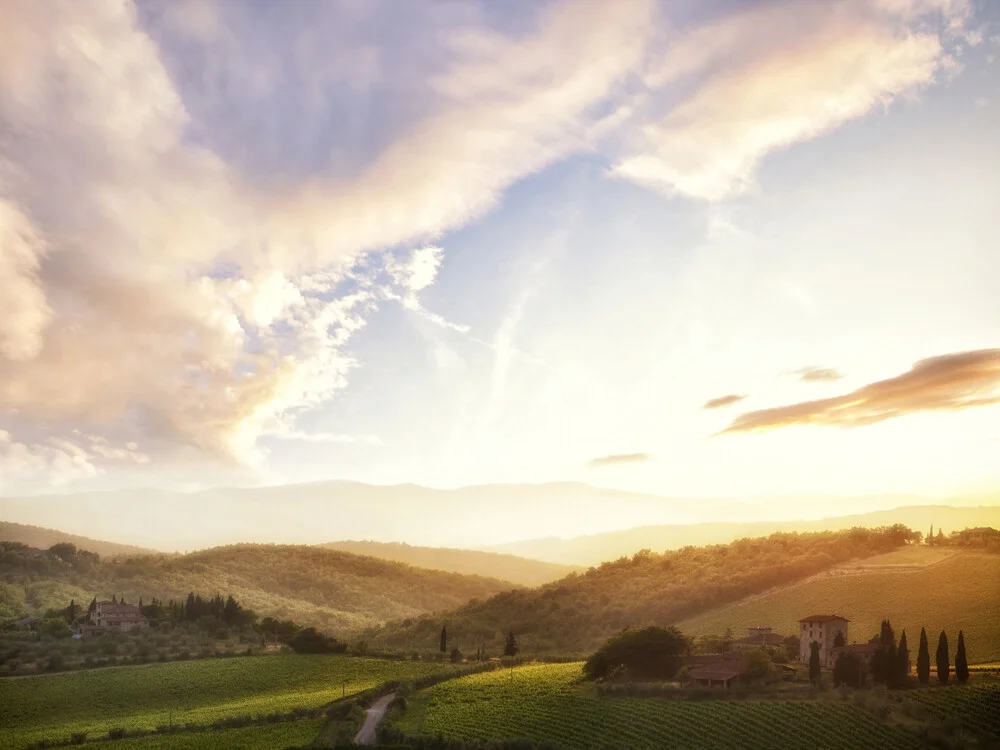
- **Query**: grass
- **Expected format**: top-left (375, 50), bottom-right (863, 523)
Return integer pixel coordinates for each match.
top-left (0, 654), bottom-right (449, 748)
top-left (678, 551), bottom-right (1000, 663)
top-left (392, 663), bottom-right (925, 750)
top-left (85, 719), bottom-right (325, 749)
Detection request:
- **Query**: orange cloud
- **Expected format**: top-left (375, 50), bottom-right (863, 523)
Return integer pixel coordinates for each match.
top-left (586, 453), bottom-right (651, 468)
top-left (721, 349), bottom-right (1000, 434)
top-left (703, 394), bottom-right (747, 409)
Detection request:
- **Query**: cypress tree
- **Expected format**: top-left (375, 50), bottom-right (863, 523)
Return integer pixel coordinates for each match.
top-left (928, 524), bottom-right (934, 545)
top-left (808, 641), bottom-right (821, 684)
top-left (834, 630), bottom-right (845, 648)
top-left (917, 628), bottom-right (930, 684)
top-left (440, 625), bottom-right (447, 653)
top-left (896, 630), bottom-right (909, 685)
top-left (955, 631), bottom-right (969, 684)
top-left (936, 631), bottom-right (950, 684)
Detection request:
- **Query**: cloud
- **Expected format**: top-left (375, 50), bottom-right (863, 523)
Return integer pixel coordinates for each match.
top-left (586, 453), bottom-right (652, 469)
top-left (796, 367), bottom-right (844, 383)
top-left (614, 0), bottom-right (970, 199)
top-left (0, 0), bottom-right (653, 487)
top-left (720, 349), bottom-right (1000, 434)
top-left (703, 394), bottom-right (747, 410)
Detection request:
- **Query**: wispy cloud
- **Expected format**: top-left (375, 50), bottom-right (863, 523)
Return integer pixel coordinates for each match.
top-left (703, 394), bottom-right (747, 410)
top-left (586, 453), bottom-right (652, 469)
top-left (795, 367), bottom-right (844, 383)
top-left (721, 349), bottom-right (1000, 434)
top-left (614, 0), bottom-right (969, 199)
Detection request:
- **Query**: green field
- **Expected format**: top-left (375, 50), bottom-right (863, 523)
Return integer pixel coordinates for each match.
top-left (910, 684), bottom-right (1000, 740)
top-left (88, 719), bottom-right (325, 749)
top-left (394, 663), bottom-right (924, 750)
top-left (0, 654), bottom-right (449, 748)
top-left (679, 550), bottom-right (1000, 663)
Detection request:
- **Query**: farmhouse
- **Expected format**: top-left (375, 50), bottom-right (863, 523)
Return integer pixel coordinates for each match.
top-left (799, 614), bottom-right (849, 667)
top-left (956, 527), bottom-right (999, 547)
top-left (731, 625), bottom-right (786, 650)
top-left (91, 600), bottom-right (149, 632)
top-left (684, 653), bottom-right (745, 688)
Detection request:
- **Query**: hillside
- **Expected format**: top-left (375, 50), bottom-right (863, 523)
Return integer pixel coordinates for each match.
top-left (360, 526), bottom-right (920, 655)
top-left (0, 521), bottom-right (158, 558)
top-left (0, 542), bottom-right (516, 632)
top-left (488, 505), bottom-right (1000, 566)
top-left (320, 540), bottom-right (582, 586)
top-left (678, 547), bottom-right (1000, 664)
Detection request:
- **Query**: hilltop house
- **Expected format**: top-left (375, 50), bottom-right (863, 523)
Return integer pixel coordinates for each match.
top-left (731, 625), bottom-right (786, 651)
top-left (799, 615), bottom-right (849, 667)
top-left (90, 600), bottom-right (149, 632)
top-left (956, 527), bottom-right (999, 547)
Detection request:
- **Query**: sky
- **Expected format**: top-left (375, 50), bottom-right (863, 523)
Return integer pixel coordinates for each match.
top-left (1, 0), bottom-right (999, 507)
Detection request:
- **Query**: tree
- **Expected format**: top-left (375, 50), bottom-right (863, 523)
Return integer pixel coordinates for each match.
top-left (743, 648), bottom-right (773, 681)
top-left (450, 647), bottom-right (462, 664)
top-left (871, 619), bottom-right (897, 686)
top-left (65, 599), bottom-right (79, 623)
top-left (917, 628), bottom-right (930, 684)
top-left (928, 524), bottom-right (934, 545)
top-left (722, 627), bottom-right (733, 653)
top-left (896, 630), bottom-right (910, 685)
top-left (833, 653), bottom-right (864, 688)
top-left (936, 631), bottom-right (950, 684)
top-left (955, 630), bottom-right (969, 684)
top-left (583, 626), bottom-right (685, 681)
top-left (504, 631), bottom-right (520, 658)
top-left (782, 635), bottom-right (800, 663)
top-left (808, 641), bottom-right (821, 684)
top-left (937, 529), bottom-right (946, 546)
top-left (88, 597), bottom-right (97, 615)
top-left (440, 625), bottom-right (447, 653)
top-left (834, 630), bottom-right (845, 648)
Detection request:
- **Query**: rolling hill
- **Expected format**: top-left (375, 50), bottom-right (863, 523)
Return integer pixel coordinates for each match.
top-left (360, 526), bottom-right (925, 655)
top-left (0, 521), bottom-right (159, 558)
top-left (319, 540), bottom-right (582, 586)
top-left (677, 546), bottom-right (1000, 664)
top-left (0, 542), bottom-right (517, 632)
top-left (487, 504), bottom-right (1000, 566)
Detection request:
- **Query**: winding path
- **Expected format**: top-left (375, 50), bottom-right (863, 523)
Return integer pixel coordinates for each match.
top-left (353, 692), bottom-right (395, 745)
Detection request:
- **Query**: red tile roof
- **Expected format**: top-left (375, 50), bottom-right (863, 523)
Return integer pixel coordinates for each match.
top-left (798, 615), bottom-right (850, 623)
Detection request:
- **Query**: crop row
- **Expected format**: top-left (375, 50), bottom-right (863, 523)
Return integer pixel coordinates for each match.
top-left (909, 685), bottom-right (1000, 738)
top-left (414, 664), bottom-right (924, 750)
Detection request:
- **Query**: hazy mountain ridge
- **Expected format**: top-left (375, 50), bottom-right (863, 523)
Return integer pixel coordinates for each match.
top-left (0, 541), bottom-right (517, 632)
top-left (0, 521), bottom-right (159, 558)
top-left (319, 540), bottom-right (582, 587)
top-left (486, 504), bottom-right (1000, 566)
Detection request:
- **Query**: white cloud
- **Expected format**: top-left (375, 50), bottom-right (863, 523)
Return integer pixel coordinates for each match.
top-left (614, 0), bottom-right (969, 200)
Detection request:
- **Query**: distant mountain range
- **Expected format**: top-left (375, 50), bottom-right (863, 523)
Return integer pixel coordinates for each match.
top-left (485, 504), bottom-right (1000, 566)
top-left (0, 481), bottom-right (753, 551)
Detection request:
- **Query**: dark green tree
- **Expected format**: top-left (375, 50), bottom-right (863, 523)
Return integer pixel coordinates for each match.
top-left (65, 599), bottom-right (79, 623)
top-left (450, 647), bottom-right (462, 664)
top-left (871, 619), bottom-right (896, 685)
top-left (504, 630), bottom-right (520, 658)
top-left (917, 628), bottom-right (930, 684)
top-left (928, 524), bottom-right (934, 545)
top-left (88, 597), bottom-right (97, 614)
top-left (583, 626), bottom-right (682, 680)
top-left (834, 630), bottom-right (845, 648)
top-left (936, 631), bottom-right (950, 684)
top-left (833, 653), bottom-right (864, 688)
top-left (955, 630), bottom-right (969, 684)
top-left (440, 625), bottom-right (447, 653)
top-left (895, 630), bottom-right (909, 685)
top-left (808, 641), bottom-right (821, 684)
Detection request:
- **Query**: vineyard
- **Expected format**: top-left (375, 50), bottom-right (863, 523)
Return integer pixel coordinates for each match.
top-left (679, 551), bottom-right (1000, 664)
top-left (97, 719), bottom-right (325, 749)
top-left (395, 663), bottom-right (925, 749)
top-left (0, 654), bottom-right (448, 748)
top-left (909, 684), bottom-right (1000, 740)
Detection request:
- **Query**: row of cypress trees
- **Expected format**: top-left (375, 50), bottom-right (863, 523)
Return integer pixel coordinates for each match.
top-left (917, 627), bottom-right (969, 684)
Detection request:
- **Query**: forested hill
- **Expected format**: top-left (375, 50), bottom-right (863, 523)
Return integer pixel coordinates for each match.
top-left (361, 526), bottom-right (920, 655)
top-left (319, 540), bottom-right (582, 586)
top-left (0, 521), bottom-right (158, 559)
top-left (0, 542), bottom-right (516, 632)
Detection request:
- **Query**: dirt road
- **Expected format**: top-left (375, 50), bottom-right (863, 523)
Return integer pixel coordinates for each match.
top-left (353, 692), bottom-right (395, 745)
